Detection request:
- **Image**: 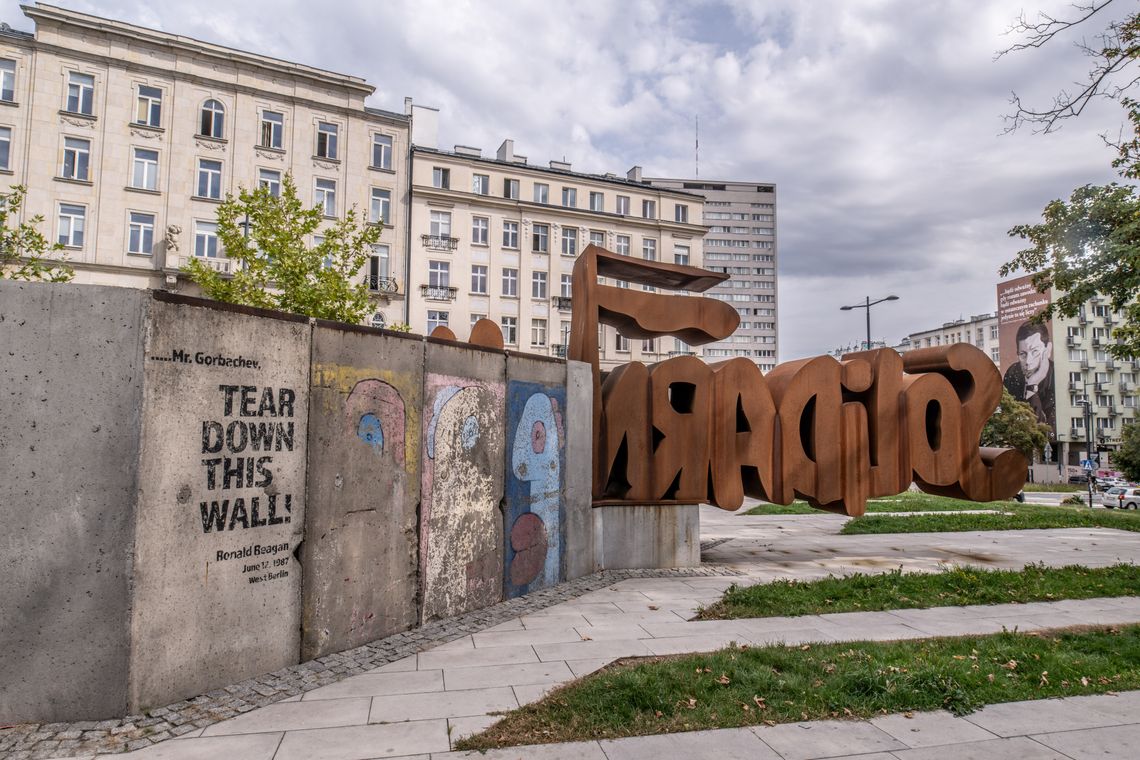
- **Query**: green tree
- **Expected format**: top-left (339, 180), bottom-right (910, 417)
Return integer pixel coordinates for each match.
top-left (185, 173), bottom-right (381, 324)
top-left (1111, 422), bottom-right (1140, 480)
top-left (1000, 2), bottom-right (1140, 357)
top-left (0, 185), bottom-right (74, 282)
top-left (981, 388), bottom-right (1052, 460)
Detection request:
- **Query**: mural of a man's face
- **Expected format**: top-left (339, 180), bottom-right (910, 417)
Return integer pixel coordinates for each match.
top-left (1017, 332), bottom-right (1051, 385)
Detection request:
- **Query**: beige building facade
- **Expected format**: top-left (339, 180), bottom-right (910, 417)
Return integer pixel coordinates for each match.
top-left (892, 313), bottom-right (1000, 364)
top-left (2, 4), bottom-right (410, 326)
top-left (407, 137), bottom-right (708, 366)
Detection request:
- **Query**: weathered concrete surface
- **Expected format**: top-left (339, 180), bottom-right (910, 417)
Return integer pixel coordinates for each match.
top-left (594, 504), bottom-right (701, 570)
top-left (504, 355), bottom-right (568, 598)
top-left (0, 282), bottom-right (145, 722)
top-left (302, 324), bottom-right (424, 659)
top-left (420, 341), bottom-right (506, 622)
top-left (564, 360), bottom-right (595, 580)
top-left (129, 296), bottom-right (310, 710)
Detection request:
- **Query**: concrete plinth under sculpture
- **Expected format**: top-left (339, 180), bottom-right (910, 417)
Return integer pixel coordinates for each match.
top-left (593, 504), bottom-right (700, 570)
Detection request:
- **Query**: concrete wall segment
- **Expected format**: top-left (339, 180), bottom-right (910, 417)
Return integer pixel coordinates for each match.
top-left (0, 281), bottom-right (146, 722)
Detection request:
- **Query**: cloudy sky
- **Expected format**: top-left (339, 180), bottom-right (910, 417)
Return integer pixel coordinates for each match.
top-left (6, 0), bottom-right (1131, 358)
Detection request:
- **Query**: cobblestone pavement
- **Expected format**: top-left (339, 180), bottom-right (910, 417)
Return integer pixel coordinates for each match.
top-left (0, 566), bottom-right (741, 760)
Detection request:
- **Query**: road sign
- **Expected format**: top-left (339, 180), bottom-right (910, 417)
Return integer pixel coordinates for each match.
top-left (1081, 460), bottom-right (1096, 471)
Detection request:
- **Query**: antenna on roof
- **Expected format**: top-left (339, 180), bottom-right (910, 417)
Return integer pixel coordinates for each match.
top-left (695, 115), bottom-right (699, 178)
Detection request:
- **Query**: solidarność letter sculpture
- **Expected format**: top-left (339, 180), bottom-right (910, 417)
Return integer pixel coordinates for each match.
top-left (567, 245), bottom-right (1027, 515)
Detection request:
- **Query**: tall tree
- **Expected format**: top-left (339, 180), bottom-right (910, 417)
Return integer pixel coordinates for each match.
top-left (1111, 421), bottom-right (1140, 481)
top-left (0, 185), bottom-right (75, 283)
top-left (1000, 1), bottom-right (1140, 357)
top-left (185, 173), bottom-right (381, 324)
top-left (981, 388), bottom-right (1052, 461)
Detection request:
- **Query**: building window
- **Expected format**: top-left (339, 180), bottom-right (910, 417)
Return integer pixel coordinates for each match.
top-left (532, 223), bottom-right (549, 253)
top-left (199, 99), bottom-right (225, 138)
top-left (66, 72), bottom-right (94, 115)
top-left (258, 168), bottom-right (281, 197)
top-left (471, 216), bottom-right (488, 245)
top-left (616, 195), bottom-right (630, 215)
top-left (674, 245), bottom-right (690, 265)
top-left (502, 267), bottom-right (518, 296)
top-left (642, 199), bottom-right (656, 219)
top-left (562, 187), bottom-right (577, 208)
top-left (532, 318), bottom-right (547, 346)
top-left (371, 133), bottom-right (392, 169)
top-left (472, 173), bottom-right (490, 195)
top-left (429, 211), bottom-right (451, 237)
top-left (127, 211), bottom-right (155, 255)
top-left (370, 188), bottom-right (391, 224)
top-left (128, 148), bottom-right (159, 191)
top-left (432, 167), bottom-right (450, 189)
top-left (315, 121), bottom-right (339, 159)
top-left (427, 310), bottom-right (449, 333)
top-left (501, 316), bottom-right (518, 345)
top-left (562, 227), bottom-right (577, 256)
top-left (0, 59), bottom-right (14, 102)
top-left (615, 235), bottom-right (630, 256)
top-left (675, 204), bottom-right (689, 223)
top-left (643, 238), bottom-right (657, 260)
top-left (471, 264), bottom-right (488, 293)
top-left (57, 203), bottom-right (85, 247)
top-left (589, 191), bottom-right (603, 212)
top-left (135, 85), bottom-right (162, 127)
top-left (560, 274), bottom-right (572, 297)
top-left (503, 220), bottom-right (519, 248)
top-left (589, 230), bottom-right (605, 248)
top-left (370, 245), bottom-right (390, 283)
top-left (428, 260), bottom-right (450, 287)
top-left (314, 178), bottom-right (336, 216)
top-left (194, 159), bottom-right (221, 199)
top-left (61, 137), bottom-right (90, 181)
top-left (260, 111), bottom-right (284, 149)
top-left (503, 178), bottom-right (519, 199)
top-left (0, 126), bottom-right (9, 170)
top-left (642, 338), bottom-right (657, 353)
top-left (194, 221), bottom-right (218, 258)
top-left (532, 271), bottom-right (548, 299)
top-left (615, 333), bottom-right (630, 352)
top-left (533, 182), bottom-right (549, 203)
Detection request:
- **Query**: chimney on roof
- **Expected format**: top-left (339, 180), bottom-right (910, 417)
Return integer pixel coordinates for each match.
top-left (497, 139), bottom-right (514, 162)
top-left (627, 165), bottom-right (642, 182)
top-left (404, 96), bottom-right (412, 115)
top-left (454, 145), bottom-right (482, 157)
top-left (549, 159), bottom-right (571, 171)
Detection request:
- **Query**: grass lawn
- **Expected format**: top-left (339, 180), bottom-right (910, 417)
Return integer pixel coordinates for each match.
top-left (743, 491), bottom-right (1010, 517)
top-left (697, 563), bottom-right (1140, 620)
top-left (456, 626), bottom-right (1140, 750)
top-left (1023, 483), bottom-right (1084, 493)
top-left (843, 500), bottom-right (1140, 535)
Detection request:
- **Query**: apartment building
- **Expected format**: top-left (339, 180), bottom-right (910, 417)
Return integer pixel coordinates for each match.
top-left (1051, 299), bottom-right (1140, 467)
top-left (645, 178), bottom-right (778, 371)
top-left (891, 313), bottom-right (1000, 364)
top-left (2, 4), bottom-right (410, 327)
top-left (408, 135), bottom-right (709, 367)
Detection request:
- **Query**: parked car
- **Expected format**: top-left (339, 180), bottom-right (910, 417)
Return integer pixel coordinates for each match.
top-left (1096, 486), bottom-right (1127, 508)
top-left (1069, 473), bottom-right (1089, 484)
top-left (1119, 488), bottom-right (1140, 510)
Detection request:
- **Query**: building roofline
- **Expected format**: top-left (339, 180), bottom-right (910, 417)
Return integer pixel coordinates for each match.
top-left (363, 105), bottom-right (410, 123)
top-left (413, 146), bottom-right (707, 198)
top-left (22, 3), bottom-right (375, 96)
top-left (0, 21), bottom-right (34, 39)
top-left (644, 176), bottom-right (777, 190)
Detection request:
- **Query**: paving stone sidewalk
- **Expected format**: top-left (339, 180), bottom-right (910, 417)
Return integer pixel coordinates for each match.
top-left (7, 504), bottom-right (1140, 760)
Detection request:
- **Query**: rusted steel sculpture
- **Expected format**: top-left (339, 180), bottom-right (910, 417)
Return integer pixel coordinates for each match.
top-left (568, 244), bottom-right (1027, 515)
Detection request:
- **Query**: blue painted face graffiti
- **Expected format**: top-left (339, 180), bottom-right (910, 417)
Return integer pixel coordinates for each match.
top-left (461, 416), bottom-right (480, 450)
top-left (357, 413), bottom-right (384, 454)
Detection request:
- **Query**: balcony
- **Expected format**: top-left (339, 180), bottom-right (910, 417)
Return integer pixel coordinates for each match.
top-left (1092, 336), bottom-right (1103, 347)
top-left (1096, 382), bottom-right (1109, 392)
top-left (1068, 381), bottom-right (1082, 392)
top-left (1106, 358), bottom-right (1117, 371)
top-left (1066, 336), bottom-right (1079, 348)
top-left (183, 255), bottom-right (237, 274)
top-left (550, 344), bottom-right (567, 358)
top-left (419, 284), bottom-right (457, 301)
top-left (1108, 405), bottom-right (1121, 416)
top-left (668, 350), bottom-right (696, 357)
top-left (552, 296), bottom-right (573, 311)
top-left (421, 234), bottom-right (459, 251)
top-left (1070, 427), bottom-right (1085, 440)
top-left (365, 275), bottom-right (399, 294)
top-left (1121, 381), bottom-right (1135, 393)
top-left (1080, 360), bottom-right (1091, 370)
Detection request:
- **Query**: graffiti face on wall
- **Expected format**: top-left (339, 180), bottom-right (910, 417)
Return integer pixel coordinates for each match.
top-left (420, 375), bottom-right (504, 621)
top-left (505, 383), bottom-right (565, 597)
top-left (346, 379), bottom-right (406, 466)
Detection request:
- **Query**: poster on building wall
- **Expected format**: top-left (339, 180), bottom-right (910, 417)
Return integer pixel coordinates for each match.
top-left (997, 275), bottom-right (1055, 435)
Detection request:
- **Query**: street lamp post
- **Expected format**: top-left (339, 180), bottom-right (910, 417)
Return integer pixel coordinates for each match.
top-left (1079, 379), bottom-right (1099, 508)
top-left (840, 295), bottom-right (899, 350)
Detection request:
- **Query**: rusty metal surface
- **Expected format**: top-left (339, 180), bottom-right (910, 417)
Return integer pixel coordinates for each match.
top-left (468, 318), bottom-right (505, 350)
top-left (567, 245), bottom-right (1027, 515)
